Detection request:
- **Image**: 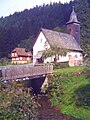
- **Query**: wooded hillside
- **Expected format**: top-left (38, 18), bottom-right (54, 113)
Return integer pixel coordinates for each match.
top-left (0, 0), bottom-right (90, 58)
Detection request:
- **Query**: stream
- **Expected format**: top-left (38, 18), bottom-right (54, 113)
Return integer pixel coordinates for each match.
top-left (2, 77), bottom-right (80, 120)
top-left (28, 77), bottom-right (79, 120)
top-left (36, 95), bottom-right (79, 120)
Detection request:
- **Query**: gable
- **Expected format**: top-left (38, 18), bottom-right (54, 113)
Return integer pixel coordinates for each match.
top-left (33, 31), bottom-right (50, 56)
top-left (11, 48), bottom-right (32, 57)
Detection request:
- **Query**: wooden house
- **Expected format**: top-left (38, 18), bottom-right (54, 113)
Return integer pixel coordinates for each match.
top-left (11, 48), bottom-right (32, 64)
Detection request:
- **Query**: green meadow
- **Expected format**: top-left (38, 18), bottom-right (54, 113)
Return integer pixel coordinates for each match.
top-left (48, 66), bottom-right (90, 120)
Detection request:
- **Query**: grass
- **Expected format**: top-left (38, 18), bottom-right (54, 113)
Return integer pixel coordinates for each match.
top-left (49, 66), bottom-right (90, 120)
top-left (60, 75), bottom-right (90, 120)
top-left (54, 66), bottom-right (90, 75)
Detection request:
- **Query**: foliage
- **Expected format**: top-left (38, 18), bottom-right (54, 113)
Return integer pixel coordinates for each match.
top-left (0, 57), bottom-right (11, 66)
top-left (51, 47), bottom-right (68, 56)
top-left (42, 50), bottom-right (56, 59)
top-left (0, 0), bottom-right (90, 58)
top-left (75, 0), bottom-right (90, 54)
top-left (42, 48), bottom-right (68, 62)
top-left (0, 81), bottom-right (39, 120)
top-left (53, 26), bottom-right (67, 33)
top-left (18, 36), bottom-right (34, 52)
top-left (53, 62), bottom-right (69, 69)
top-left (54, 66), bottom-right (90, 75)
top-left (74, 84), bottom-right (90, 107)
top-left (47, 66), bottom-right (90, 120)
top-left (83, 53), bottom-right (90, 67)
top-left (48, 77), bottom-right (63, 106)
top-left (0, 1), bottom-right (73, 58)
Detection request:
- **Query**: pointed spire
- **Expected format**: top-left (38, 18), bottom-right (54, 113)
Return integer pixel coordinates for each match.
top-left (72, 6), bottom-right (75, 12)
top-left (66, 6), bottom-right (80, 24)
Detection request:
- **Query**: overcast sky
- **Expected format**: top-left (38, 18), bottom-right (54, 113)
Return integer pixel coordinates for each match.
top-left (0, 0), bottom-right (71, 18)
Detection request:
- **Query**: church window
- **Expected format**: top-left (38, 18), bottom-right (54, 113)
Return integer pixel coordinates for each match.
top-left (75, 55), bottom-right (78, 58)
top-left (40, 39), bottom-right (42, 43)
top-left (80, 54), bottom-right (82, 57)
top-left (44, 41), bottom-right (48, 50)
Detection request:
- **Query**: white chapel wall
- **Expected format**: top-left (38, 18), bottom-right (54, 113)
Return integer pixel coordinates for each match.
top-left (33, 31), bottom-right (50, 64)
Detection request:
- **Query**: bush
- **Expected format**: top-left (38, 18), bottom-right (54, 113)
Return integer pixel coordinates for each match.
top-left (53, 62), bottom-right (69, 69)
top-left (0, 57), bottom-right (11, 66)
top-left (74, 84), bottom-right (90, 107)
top-left (0, 81), bottom-right (39, 120)
top-left (47, 77), bottom-right (63, 106)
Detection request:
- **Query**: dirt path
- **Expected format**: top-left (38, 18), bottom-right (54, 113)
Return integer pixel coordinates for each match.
top-left (37, 95), bottom-right (79, 120)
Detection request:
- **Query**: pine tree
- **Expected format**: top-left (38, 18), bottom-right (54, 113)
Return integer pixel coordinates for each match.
top-left (74, 0), bottom-right (90, 54)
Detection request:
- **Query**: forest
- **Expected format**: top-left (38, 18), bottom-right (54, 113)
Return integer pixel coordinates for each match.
top-left (0, 0), bottom-right (90, 58)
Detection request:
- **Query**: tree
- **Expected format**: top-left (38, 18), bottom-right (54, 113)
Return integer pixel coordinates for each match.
top-left (0, 1), bottom-right (90, 58)
top-left (74, 0), bottom-right (90, 54)
top-left (18, 36), bottom-right (34, 52)
top-left (42, 46), bottom-right (68, 63)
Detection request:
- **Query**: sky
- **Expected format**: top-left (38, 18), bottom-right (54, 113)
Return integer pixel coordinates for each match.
top-left (0, 0), bottom-right (71, 18)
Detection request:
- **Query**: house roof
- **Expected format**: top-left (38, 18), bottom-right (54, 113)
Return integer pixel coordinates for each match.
top-left (35, 51), bottom-right (43, 58)
top-left (41, 28), bottom-right (82, 51)
top-left (12, 48), bottom-right (32, 57)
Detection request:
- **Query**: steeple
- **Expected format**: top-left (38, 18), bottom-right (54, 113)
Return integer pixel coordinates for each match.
top-left (66, 6), bottom-right (80, 45)
top-left (66, 6), bottom-right (80, 24)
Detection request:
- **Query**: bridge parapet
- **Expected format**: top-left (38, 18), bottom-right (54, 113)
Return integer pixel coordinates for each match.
top-left (0, 64), bottom-right (53, 81)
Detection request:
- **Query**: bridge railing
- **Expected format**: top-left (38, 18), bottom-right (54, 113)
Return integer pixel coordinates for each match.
top-left (0, 64), bottom-right (53, 81)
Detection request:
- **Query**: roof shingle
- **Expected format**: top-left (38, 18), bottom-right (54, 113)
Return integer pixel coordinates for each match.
top-left (41, 28), bottom-right (82, 51)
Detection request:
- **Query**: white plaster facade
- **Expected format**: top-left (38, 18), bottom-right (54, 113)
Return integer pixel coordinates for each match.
top-left (33, 31), bottom-right (50, 64)
top-left (33, 31), bottom-right (83, 66)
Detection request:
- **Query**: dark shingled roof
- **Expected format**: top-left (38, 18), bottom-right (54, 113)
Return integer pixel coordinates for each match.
top-left (41, 28), bottom-right (82, 51)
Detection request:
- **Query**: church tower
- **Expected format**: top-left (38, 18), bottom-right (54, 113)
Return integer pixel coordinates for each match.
top-left (66, 6), bottom-right (80, 45)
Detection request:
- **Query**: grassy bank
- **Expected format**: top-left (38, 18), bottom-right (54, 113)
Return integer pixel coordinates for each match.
top-left (48, 66), bottom-right (90, 120)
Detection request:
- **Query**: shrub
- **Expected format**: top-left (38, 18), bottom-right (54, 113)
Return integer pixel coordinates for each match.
top-left (0, 81), bottom-right (39, 120)
top-left (47, 77), bottom-right (63, 106)
top-left (73, 84), bottom-right (90, 107)
top-left (53, 62), bottom-right (69, 69)
top-left (0, 57), bottom-right (11, 66)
